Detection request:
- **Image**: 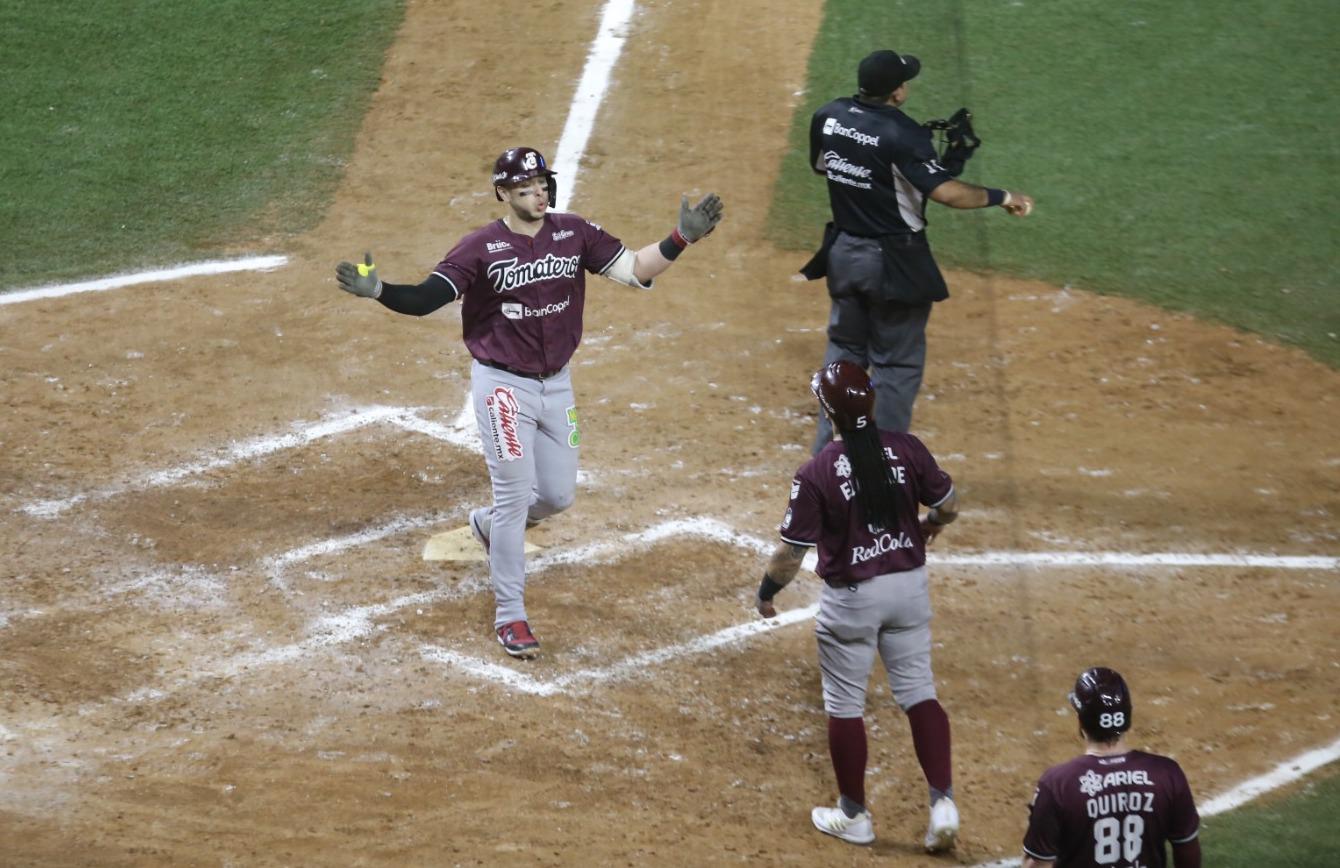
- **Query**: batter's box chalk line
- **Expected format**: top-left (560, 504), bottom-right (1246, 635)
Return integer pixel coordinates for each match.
top-left (16, 403), bottom-right (474, 519)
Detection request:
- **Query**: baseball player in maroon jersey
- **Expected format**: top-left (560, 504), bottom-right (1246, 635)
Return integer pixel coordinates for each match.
top-left (1021, 667), bottom-right (1201, 868)
top-left (755, 360), bottom-right (961, 851)
top-left (336, 146), bottom-right (723, 658)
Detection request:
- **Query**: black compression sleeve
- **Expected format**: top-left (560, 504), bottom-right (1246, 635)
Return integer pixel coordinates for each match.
top-left (376, 275), bottom-right (459, 316)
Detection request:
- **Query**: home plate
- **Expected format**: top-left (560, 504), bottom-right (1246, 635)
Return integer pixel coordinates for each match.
top-left (422, 525), bottom-right (541, 562)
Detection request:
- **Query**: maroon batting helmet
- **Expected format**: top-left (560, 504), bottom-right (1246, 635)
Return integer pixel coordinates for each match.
top-left (811, 360), bottom-right (875, 432)
top-left (1069, 667), bottom-right (1133, 741)
top-left (492, 147), bottom-right (557, 203)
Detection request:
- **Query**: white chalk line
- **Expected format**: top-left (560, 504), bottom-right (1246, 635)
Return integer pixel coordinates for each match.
top-left (18, 405), bottom-right (417, 518)
top-left (972, 734), bottom-right (1340, 867)
top-left (420, 603), bottom-right (818, 696)
top-left (385, 392), bottom-right (480, 452)
top-left (551, 0), bottom-right (637, 211)
top-left (264, 511), bottom-right (457, 593)
top-left (0, 255), bottom-right (288, 306)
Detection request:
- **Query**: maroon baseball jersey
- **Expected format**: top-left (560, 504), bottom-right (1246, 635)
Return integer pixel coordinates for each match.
top-left (1023, 751), bottom-right (1200, 867)
top-left (432, 212), bottom-right (627, 375)
top-left (779, 431), bottom-right (953, 581)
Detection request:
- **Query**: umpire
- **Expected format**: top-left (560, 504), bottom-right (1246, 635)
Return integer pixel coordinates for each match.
top-left (805, 49), bottom-right (1034, 453)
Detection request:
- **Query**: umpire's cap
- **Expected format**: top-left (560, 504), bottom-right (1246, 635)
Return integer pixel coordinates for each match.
top-left (858, 50), bottom-right (921, 96)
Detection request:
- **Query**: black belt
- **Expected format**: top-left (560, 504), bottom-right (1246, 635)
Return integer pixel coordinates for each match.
top-left (824, 577), bottom-right (865, 590)
top-left (477, 359), bottom-right (562, 380)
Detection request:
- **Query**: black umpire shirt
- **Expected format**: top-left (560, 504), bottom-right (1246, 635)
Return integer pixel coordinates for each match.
top-left (809, 96), bottom-right (951, 238)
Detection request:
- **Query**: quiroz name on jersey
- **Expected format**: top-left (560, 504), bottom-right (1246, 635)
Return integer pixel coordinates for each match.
top-left (486, 253), bottom-right (581, 293)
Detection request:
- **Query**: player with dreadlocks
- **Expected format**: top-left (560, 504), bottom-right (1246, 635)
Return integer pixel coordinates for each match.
top-left (754, 359), bottom-right (962, 851)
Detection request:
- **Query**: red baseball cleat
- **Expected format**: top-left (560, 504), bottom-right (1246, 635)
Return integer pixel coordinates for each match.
top-left (495, 620), bottom-right (540, 658)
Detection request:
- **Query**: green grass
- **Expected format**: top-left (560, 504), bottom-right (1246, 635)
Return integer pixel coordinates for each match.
top-left (1200, 766), bottom-right (1340, 867)
top-left (771, 0), bottom-right (1340, 366)
top-left (0, 0), bottom-right (404, 289)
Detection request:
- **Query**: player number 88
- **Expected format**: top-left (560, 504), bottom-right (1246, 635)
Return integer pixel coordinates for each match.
top-left (1093, 814), bottom-right (1144, 864)
top-left (1099, 712), bottom-right (1125, 730)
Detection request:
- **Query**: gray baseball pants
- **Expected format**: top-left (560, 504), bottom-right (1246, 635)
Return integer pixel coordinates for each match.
top-left (811, 233), bottom-right (932, 454)
top-left (815, 566), bottom-right (937, 717)
top-left (471, 360), bottom-right (580, 628)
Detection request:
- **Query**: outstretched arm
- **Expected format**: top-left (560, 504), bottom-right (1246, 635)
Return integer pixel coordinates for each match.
top-left (630, 193), bottom-right (725, 284)
top-left (335, 252), bottom-right (458, 316)
top-left (929, 178), bottom-right (1034, 216)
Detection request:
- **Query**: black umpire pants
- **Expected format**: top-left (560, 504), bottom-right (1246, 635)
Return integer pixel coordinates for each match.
top-left (811, 232), bottom-right (935, 454)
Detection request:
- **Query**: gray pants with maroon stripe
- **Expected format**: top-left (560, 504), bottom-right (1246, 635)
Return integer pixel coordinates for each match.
top-left (815, 566), bottom-right (937, 717)
top-left (471, 360), bottom-right (580, 628)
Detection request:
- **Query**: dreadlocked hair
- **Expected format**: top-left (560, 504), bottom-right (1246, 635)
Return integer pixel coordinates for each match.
top-left (841, 423), bottom-right (902, 532)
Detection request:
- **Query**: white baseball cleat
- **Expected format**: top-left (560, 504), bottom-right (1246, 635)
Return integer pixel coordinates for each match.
top-left (811, 804), bottom-right (875, 845)
top-left (924, 797), bottom-right (960, 852)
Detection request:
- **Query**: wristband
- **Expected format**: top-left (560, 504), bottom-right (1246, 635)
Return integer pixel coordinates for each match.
top-left (985, 188), bottom-right (1006, 207)
top-left (658, 229), bottom-right (690, 261)
top-left (758, 573), bottom-right (784, 602)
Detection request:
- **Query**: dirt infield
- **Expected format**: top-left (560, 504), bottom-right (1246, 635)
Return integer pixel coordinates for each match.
top-left (3, 0), bottom-right (1338, 865)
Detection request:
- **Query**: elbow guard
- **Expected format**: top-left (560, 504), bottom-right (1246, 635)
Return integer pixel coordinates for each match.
top-left (600, 248), bottom-right (653, 290)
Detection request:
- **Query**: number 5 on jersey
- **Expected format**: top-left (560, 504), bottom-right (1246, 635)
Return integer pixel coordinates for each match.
top-left (566, 406), bottom-right (581, 448)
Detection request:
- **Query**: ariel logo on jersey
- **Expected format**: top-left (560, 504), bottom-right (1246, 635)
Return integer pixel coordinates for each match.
top-left (851, 530), bottom-right (915, 565)
top-left (485, 386), bottom-right (524, 462)
top-left (487, 254), bottom-right (581, 292)
top-left (822, 116), bottom-right (880, 147)
top-left (1079, 768), bottom-right (1153, 796)
top-left (552, 229), bottom-right (575, 241)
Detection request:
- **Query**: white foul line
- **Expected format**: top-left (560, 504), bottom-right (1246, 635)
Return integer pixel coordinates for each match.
top-left (1198, 734), bottom-right (1340, 815)
top-left (0, 255), bottom-right (288, 306)
top-left (972, 734), bottom-right (1340, 867)
top-left (550, 0), bottom-right (637, 211)
top-left (19, 405), bottom-right (411, 518)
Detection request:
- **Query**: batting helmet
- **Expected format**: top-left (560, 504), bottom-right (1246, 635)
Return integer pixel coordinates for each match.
top-left (492, 147), bottom-right (557, 205)
top-left (1069, 667), bottom-right (1133, 741)
top-left (811, 360), bottom-right (874, 432)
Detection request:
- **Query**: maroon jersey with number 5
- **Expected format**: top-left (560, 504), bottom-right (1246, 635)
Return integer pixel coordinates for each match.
top-left (1022, 751), bottom-right (1200, 867)
top-left (779, 431), bottom-right (953, 581)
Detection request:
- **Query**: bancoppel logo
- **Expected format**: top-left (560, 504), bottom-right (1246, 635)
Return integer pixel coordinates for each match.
top-left (822, 118), bottom-right (880, 147)
top-left (524, 296), bottom-right (571, 317)
top-left (500, 296), bottom-right (572, 320)
top-left (823, 150), bottom-right (872, 180)
top-left (486, 240), bottom-right (512, 253)
top-left (552, 229), bottom-right (575, 241)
